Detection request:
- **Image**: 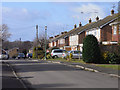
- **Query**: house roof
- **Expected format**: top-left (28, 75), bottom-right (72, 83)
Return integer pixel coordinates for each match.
top-left (50, 13), bottom-right (120, 42)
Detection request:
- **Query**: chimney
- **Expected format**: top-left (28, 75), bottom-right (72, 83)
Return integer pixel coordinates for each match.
top-left (64, 31), bottom-right (67, 34)
top-left (74, 24), bottom-right (77, 28)
top-left (79, 22), bottom-right (82, 27)
top-left (49, 37), bottom-right (53, 39)
top-left (111, 9), bottom-right (114, 16)
top-left (89, 18), bottom-right (92, 23)
top-left (61, 32), bottom-right (64, 34)
top-left (96, 16), bottom-right (99, 21)
top-left (56, 35), bottom-right (59, 37)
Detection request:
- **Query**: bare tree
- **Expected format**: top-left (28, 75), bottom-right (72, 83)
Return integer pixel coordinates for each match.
top-left (33, 33), bottom-right (49, 50)
top-left (0, 24), bottom-right (11, 41)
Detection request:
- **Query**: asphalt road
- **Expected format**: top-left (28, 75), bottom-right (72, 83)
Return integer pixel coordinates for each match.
top-left (2, 61), bottom-right (26, 89)
top-left (2, 59), bottom-right (119, 89)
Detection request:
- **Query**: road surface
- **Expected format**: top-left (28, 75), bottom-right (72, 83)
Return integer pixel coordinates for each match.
top-left (2, 59), bottom-right (119, 89)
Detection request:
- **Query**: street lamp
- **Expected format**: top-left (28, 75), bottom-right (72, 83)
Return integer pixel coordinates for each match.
top-left (45, 26), bottom-right (47, 60)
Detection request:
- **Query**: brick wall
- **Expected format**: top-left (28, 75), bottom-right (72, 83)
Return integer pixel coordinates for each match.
top-left (100, 24), bottom-right (112, 42)
top-left (78, 31), bottom-right (85, 44)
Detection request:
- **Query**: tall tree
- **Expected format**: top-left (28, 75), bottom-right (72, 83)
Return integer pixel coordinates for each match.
top-left (0, 24), bottom-right (11, 41)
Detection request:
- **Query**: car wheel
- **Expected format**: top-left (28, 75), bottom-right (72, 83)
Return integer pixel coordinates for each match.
top-left (54, 55), bottom-right (58, 59)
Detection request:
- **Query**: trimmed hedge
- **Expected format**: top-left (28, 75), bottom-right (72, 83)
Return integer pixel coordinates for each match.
top-left (82, 35), bottom-right (101, 64)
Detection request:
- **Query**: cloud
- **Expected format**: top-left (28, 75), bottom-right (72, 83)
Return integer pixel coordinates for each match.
top-left (2, 7), bottom-right (51, 22)
top-left (71, 3), bottom-right (106, 23)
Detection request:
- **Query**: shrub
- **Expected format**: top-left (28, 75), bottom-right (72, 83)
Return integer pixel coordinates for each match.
top-left (66, 55), bottom-right (69, 60)
top-left (69, 53), bottom-right (73, 60)
top-left (101, 51), bottom-right (120, 64)
top-left (82, 35), bottom-right (101, 63)
top-left (32, 46), bottom-right (44, 59)
top-left (108, 53), bottom-right (120, 64)
top-left (46, 53), bottom-right (52, 59)
top-left (101, 51), bottom-right (109, 64)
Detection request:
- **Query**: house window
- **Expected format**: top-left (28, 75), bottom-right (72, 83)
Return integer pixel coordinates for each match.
top-left (113, 25), bottom-right (117, 35)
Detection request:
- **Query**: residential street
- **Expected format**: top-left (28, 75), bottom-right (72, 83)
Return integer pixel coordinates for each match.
top-left (2, 59), bottom-right (119, 89)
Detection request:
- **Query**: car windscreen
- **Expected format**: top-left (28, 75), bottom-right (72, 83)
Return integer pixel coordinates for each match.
top-left (18, 53), bottom-right (24, 56)
top-left (54, 50), bottom-right (63, 53)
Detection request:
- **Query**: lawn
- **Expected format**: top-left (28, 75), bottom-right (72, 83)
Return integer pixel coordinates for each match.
top-left (47, 58), bottom-right (119, 70)
top-left (94, 64), bottom-right (120, 70)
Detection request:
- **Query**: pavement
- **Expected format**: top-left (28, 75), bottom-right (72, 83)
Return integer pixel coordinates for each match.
top-left (47, 60), bottom-right (120, 78)
top-left (2, 61), bottom-right (28, 90)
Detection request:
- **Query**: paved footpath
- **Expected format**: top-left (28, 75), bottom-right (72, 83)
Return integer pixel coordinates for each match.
top-left (2, 61), bottom-right (27, 89)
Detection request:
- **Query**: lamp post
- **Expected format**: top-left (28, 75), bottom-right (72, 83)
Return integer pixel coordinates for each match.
top-left (36, 25), bottom-right (38, 59)
top-left (45, 26), bottom-right (47, 60)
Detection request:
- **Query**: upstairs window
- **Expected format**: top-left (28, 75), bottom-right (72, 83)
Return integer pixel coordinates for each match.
top-left (113, 25), bottom-right (117, 35)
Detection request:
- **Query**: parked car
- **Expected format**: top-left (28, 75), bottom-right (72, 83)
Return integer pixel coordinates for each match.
top-left (51, 49), bottom-right (68, 58)
top-left (17, 53), bottom-right (25, 59)
top-left (26, 53), bottom-right (32, 58)
top-left (0, 49), bottom-right (9, 60)
top-left (69, 50), bottom-right (82, 59)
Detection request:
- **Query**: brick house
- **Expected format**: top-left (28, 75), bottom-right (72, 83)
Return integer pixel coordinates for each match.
top-left (49, 10), bottom-right (119, 51)
top-left (85, 10), bottom-right (119, 45)
top-left (8, 48), bottom-right (19, 58)
top-left (49, 31), bottom-right (67, 49)
top-left (109, 19), bottom-right (120, 44)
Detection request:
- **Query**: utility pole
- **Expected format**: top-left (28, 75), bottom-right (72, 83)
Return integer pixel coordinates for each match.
top-left (45, 26), bottom-right (47, 60)
top-left (36, 25), bottom-right (38, 59)
top-left (19, 38), bottom-right (21, 53)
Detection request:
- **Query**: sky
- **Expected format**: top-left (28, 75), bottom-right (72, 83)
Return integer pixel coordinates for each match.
top-left (1, 1), bottom-right (119, 41)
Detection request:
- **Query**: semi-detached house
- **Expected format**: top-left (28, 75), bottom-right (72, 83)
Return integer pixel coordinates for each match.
top-left (49, 10), bottom-right (120, 51)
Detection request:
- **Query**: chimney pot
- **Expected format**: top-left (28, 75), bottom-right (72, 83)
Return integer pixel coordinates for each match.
top-left (111, 9), bottom-right (114, 15)
top-left (96, 16), bottom-right (99, 21)
top-left (61, 32), bottom-right (64, 34)
top-left (79, 22), bottom-right (82, 27)
top-left (74, 24), bottom-right (77, 28)
top-left (89, 18), bottom-right (92, 23)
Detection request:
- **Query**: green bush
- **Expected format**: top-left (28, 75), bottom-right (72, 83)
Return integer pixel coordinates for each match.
top-left (46, 53), bottom-right (52, 59)
top-left (82, 35), bottom-right (101, 64)
top-left (69, 53), bottom-right (73, 60)
top-left (66, 55), bottom-right (69, 60)
top-left (101, 51), bottom-right (109, 64)
top-left (101, 51), bottom-right (120, 64)
top-left (108, 53), bottom-right (120, 64)
top-left (32, 46), bottom-right (44, 59)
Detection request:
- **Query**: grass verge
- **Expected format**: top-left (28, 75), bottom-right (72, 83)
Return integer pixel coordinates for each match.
top-left (94, 64), bottom-right (120, 70)
top-left (47, 58), bottom-right (119, 70)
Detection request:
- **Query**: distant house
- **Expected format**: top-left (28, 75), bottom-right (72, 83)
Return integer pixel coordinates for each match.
top-left (8, 48), bottom-right (19, 58)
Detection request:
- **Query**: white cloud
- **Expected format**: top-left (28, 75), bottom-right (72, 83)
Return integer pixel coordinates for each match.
top-left (2, 6), bottom-right (50, 22)
top-left (71, 4), bottom-right (106, 23)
